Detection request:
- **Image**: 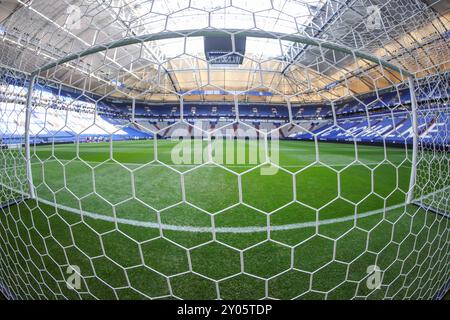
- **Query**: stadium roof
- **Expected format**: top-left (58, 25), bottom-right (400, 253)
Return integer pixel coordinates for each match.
top-left (0, 0), bottom-right (448, 103)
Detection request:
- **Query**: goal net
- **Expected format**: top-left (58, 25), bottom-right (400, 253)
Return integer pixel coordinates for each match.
top-left (0, 0), bottom-right (448, 300)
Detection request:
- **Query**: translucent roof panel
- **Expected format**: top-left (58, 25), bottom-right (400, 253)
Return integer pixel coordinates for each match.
top-left (132, 0), bottom-right (325, 34)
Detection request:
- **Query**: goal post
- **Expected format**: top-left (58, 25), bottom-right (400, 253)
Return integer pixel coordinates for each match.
top-left (24, 74), bottom-right (36, 200)
top-left (406, 76), bottom-right (419, 205)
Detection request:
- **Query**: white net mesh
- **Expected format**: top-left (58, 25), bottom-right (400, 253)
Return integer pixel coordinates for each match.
top-left (0, 0), bottom-right (448, 300)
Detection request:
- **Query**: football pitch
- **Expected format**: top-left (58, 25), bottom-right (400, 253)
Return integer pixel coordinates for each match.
top-left (0, 139), bottom-right (447, 299)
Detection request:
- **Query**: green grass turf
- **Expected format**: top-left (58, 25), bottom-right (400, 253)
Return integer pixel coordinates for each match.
top-left (28, 140), bottom-right (412, 216)
top-left (0, 139), bottom-right (448, 300)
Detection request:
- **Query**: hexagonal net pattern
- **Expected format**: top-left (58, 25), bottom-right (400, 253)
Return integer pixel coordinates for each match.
top-left (0, 0), bottom-right (449, 300)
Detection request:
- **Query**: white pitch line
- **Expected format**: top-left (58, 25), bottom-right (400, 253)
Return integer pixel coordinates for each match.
top-left (1, 183), bottom-right (447, 234)
top-left (25, 159), bottom-right (409, 169)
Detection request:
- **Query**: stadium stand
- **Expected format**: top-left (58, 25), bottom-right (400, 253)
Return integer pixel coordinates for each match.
top-left (0, 72), bottom-right (448, 147)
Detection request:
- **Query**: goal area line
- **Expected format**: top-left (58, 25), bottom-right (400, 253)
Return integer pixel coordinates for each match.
top-left (1, 183), bottom-right (447, 234)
